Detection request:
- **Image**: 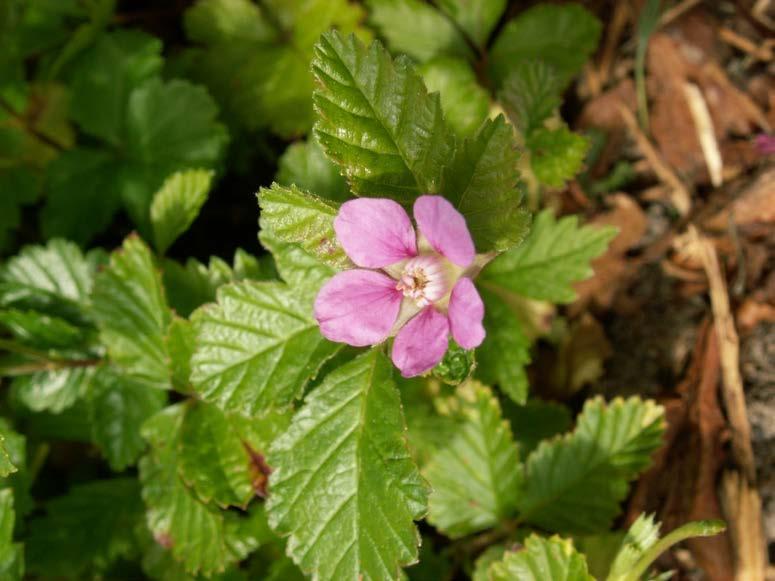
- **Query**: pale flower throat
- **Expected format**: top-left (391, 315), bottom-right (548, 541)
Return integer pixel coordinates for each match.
top-left (395, 255), bottom-right (449, 307)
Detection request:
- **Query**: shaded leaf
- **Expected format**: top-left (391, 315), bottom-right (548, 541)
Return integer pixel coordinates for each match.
top-left (488, 3), bottom-right (601, 87)
top-left (0, 489), bottom-right (23, 580)
top-left (528, 126), bottom-right (589, 188)
top-left (500, 60), bottom-right (563, 135)
top-left (437, 0), bottom-right (506, 48)
top-left (276, 137), bottom-right (349, 202)
top-left (12, 366), bottom-right (97, 413)
top-left (268, 349), bottom-right (429, 580)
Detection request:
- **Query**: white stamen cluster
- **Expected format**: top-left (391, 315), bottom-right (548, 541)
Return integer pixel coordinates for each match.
top-left (395, 255), bottom-right (449, 307)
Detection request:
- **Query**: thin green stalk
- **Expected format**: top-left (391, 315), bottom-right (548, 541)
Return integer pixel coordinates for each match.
top-left (635, 0), bottom-right (661, 132)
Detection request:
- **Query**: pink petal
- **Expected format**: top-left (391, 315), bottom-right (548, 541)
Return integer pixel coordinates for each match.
top-left (391, 307), bottom-right (449, 378)
top-left (448, 278), bottom-right (485, 349)
top-left (314, 270), bottom-right (402, 346)
top-left (334, 198), bottom-right (417, 268)
top-left (413, 195), bottom-right (475, 267)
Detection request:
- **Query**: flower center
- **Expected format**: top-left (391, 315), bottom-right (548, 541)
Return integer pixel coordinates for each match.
top-left (395, 255), bottom-right (449, 307)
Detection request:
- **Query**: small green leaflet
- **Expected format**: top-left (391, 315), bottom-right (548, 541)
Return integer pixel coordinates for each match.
top-left (528, 127), bottom-right (589, 188)
top-left (257, 183), bottom-right (349, 269)
top-left (367, 0), bottom-right (473, 63)
top-left (178, 401), bottom-right (291, 508)
top-left (420, 57), bottom-right (490, 138)
top-left (481, 210), bottom-right (617, 304)
top-left (140, 404), bottom-right (271, 576)
top-left (166, 316), bottom-right (197, 391)
top-left (0, 432), bottom-right (16, 477)
top-left (0, 238), bottom-right (100, 322)
top-left (0, 419), bottom-right (31, 518)
top-left (488, 535), bottom-right (594, 581)
top-left (424, 383), bottom-right (521, 538)
top-left (12, 366), bottom-right (97, 413)
top-left (190, 280), bottom-right (340, 415)
top-left (607, 515), bottom-right (725, 581)
top-left (488, 3), bottom-right (602, 87)
top-left (499, 60), bottom-right (563, 136)
top-left (437, 0), bottom-right (507, 49)
top-left (276, 137), bottom-right (349, 202)
top-left (0, 489), bottom-right (23, 581)
top-left (442, 115), bottom-right (530, 252)
top-left (516, 397), bottom-right (665, 534)
top-left (92, 235), bottom-right (172, 389)
top-left (312, 30), bottom-right (454, 203)
top-left (268, 349), bottom-right (429, 580)
top-left (475, 288), bottom-right (531, 404)
top-left (26, 478), bottom-right (144, 578)
top-left (151, 168), bottom-right (215, 255)
top-left (88, 367), bottom-right (167, 471)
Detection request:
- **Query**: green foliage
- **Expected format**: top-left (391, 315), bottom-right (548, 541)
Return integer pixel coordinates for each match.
top-left (443, 115), bottom-right (530, 252)
top-left (268, 349), bottom-right (429, 579)
top-left (258, 183), bottom-right (349, 269)
top-left (482, 210), bottom-right (617, 303)
top-left (424, 384), bottom-right (521, 538)
top-left (276, 137), bottom-right (349, 202)
top-left (92, 235), bottom-right (172, 389)
top-left (516, 397), bottom-right (665, 534)
top-left (528, 127), bottom-right (590, 188)
top-left (312, 30), bottom-right (454, 203)
top-left (500, 60), bottom-right (563, 136)
top-left (367, 0), bottom-right (472, 63)
top-left (0, 489), bottom-right (23, 580)
top-left (438, 0), bottom-right (506, 49)
top-left (488, 535), bottom-right (594, 581)
top-left (151, 169), bottom-right (215, 255)
top-left (26, 478), bottom-right (144, 578)
top-left (419, 58), bottom-right (490, 138)
top-left (489, 3), bottom-right (602, 87)
top-left (191, 280), bottom-right (340, 415)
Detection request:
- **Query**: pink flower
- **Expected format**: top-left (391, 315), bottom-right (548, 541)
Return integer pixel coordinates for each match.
top-left (314, 196), bottom-right (486, 378)
top-left (755, 134), bottom-right (775, 156)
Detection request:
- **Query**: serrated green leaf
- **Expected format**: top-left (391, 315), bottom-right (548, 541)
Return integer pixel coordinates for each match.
top-left (489, 535), bottom-right (594, 581)
top-left (472, 544), bottom-right (507, 581)
top-left (424, 383), bottom-right (521, 538)
top-left (367, 0), bottom-right (472, 62)
top-left (93, 235), bottom-right (172, 389)
top-left (140, 404), bottom-right (271, 576)
top-left (276, 137), bottom-right (349, 202)
top-left (67, 29), bottom-right (163, 144)
top-left (419, 57), bottom-right (490, 138)
top-left (500, 60), bottom-right (563, 135)
top-left (191, 280), bottom-right (340, 415)
top-left (528, 126), bottom-right (589, 188)
top-left (122, 78), bottom-right (228, 230)
top-left (488, 3), bottom-right (601, 87)
top-left (437, 0), bottom-right (506, 48)
top-left (259, 230), bottom-right (335, 297)
top-left (179, 402), bottom-right (291, 508)
top-left (516, 397), bottom-right (665, 534)
top-left (26, 478), bottom-right (144, 578)
top-left (475, 288), bottom-right (532, 404)
top-left (258, 183), bottom-right (348, 269)
top-left (268, 349), bottom-right (429, 580)
top-left (481, 210), bottom-right (617, 303)
top-left (0, 238), bottom-right (100, 322)
top-left (89, 367), bottom-right (167, 471)
top-left (0, 489), bottom-right (23, 580)
top-left (151, 169), bottom-right (214, 255)
top-left (166, 316), bottom-right (197, 391)
top-left (442, 115), bottom-right (530, 252)
top-left (0, 308), bottom-right (89, 349)
top-left (313, 30), bottom-right (454, 203)
top-left (12, 366), bottom-right (97, 413)
top-left (0, 419), bottom-right (30, 520)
